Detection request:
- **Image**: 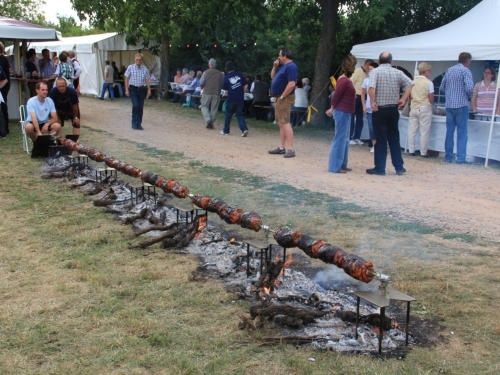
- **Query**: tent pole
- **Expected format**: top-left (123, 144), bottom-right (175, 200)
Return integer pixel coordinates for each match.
top-left (484, 67), bottom-right (500, 167)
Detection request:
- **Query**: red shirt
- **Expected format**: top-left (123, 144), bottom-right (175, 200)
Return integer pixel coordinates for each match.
top-left (331, 76), bottom-right (355, 113)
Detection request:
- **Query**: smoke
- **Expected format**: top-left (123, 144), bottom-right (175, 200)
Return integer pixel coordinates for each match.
top-left (313, 265), bottom-right (376, 292)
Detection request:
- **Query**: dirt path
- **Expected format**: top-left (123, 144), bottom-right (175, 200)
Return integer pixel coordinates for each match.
top-left (80, 97), bottom-right (500, 240)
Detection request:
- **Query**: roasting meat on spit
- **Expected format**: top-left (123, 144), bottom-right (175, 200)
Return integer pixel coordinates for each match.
top-left (274, 227), bottom-right (374, 283)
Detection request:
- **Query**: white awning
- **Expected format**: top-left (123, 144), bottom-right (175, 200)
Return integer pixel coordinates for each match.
top-left (0, 17), bottom-right (60, 41)
top-left (351, 0), bottom-right (500, 61)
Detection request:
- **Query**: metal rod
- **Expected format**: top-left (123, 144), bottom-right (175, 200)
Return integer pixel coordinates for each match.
top-left (379, 307), bottom-right (385, 354)
top-left (260, 249), bottom-right (264, 274)
top-left (246, 243), bottom-right (250, 277)
top-left (406, 301), bottom-right (411, 346)
top-left (282, 247), bottom-right (287, 277)
top-left (355, 296), bottom-right (360, 339)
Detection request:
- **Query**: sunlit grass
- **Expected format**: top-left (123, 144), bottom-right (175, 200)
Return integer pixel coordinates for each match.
top-left (0, 127), bottom-right (498, 374)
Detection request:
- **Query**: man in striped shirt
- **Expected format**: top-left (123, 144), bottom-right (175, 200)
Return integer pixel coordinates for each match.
top-left (439, 52), bottom-right (473, 163)
top-left (124, 53), bottom-right (151, 130)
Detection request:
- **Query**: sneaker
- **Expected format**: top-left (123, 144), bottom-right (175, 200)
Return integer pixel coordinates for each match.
top-left (206, 122), bottom-right (214, 129)
top-left (370, 147), bottom-right (374, 153)
top-left (241, 130), bottom-right (248, 137)
top-left (268, 147), bottom-right (285, 155)
top-left (366, 168), bottom-right (385, 176)
top-left (219, 131), bottom-right (229, 136)
top-left (396, 167), bottom-right (407, 176)
top-left (283, 149), bottom-right (296, 158)
top-left (355, 139), bottom-right (364, 145)
top-left (349, 140), bottom-right (357, 145)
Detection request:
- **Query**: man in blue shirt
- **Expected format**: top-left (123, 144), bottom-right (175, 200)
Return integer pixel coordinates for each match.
top-left (269, 48), bottom-right (298, 158)
top-left (440, 52), bottom-right (474, 163)
top-left (25, 81), bottom-right (61, 141)
top-left (221, 61), bottom-right (249, 136)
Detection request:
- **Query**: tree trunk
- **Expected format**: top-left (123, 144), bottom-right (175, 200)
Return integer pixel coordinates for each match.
top-left (310, 0), bottom-right (340, 126)
top-left (159, 35), bottom-right (170, 94)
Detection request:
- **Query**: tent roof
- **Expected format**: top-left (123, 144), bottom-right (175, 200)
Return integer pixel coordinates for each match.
top-left (0, 17), bottom-right (60, 41)
top-left (27, 32), bottom-right (142, 54)
top-left (351, 0), bottom-right (500, 61)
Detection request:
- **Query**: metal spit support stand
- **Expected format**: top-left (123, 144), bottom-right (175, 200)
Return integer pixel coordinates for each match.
top-left (69, 154), bottom-right (89, 166)
top-left (354, 273), bottom-right (415, 354)
top-left (96, 167), bottom-right (117, 183)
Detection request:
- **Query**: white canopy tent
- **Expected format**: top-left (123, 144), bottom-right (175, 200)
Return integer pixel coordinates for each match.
top-left (351, 0), bottom-right (500, 165)
top-left (0, 17), bottom-right (61, 41)
top-left (26, 33), bottom-right (160, 96)
top-left (0, 17), bottom-right (60, 120)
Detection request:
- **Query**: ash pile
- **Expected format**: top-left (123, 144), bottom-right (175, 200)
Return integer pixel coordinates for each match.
top-left (189, 232), bottom-right (412, 355)
top-left (41, 152), bottom-right (416, 356)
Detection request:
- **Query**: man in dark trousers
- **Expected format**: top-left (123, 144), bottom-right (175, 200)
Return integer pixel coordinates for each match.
top-left (0, 42), bottom-right (11, 134)
top-left (367, 51), bottom-right (412, 176)
top-left (49, 77), bottom-right (81, 136)
top-left (221, 61), bottom-right (249, 137)
top-left (124, 53), bottom-right (151, 130)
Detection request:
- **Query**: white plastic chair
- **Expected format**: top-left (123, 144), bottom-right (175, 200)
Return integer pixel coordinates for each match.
top-left (19, 104), bottom-right (30, 154)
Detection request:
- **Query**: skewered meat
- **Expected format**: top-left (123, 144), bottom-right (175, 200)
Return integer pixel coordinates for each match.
top-left (141, 171), bottom-right (159, 185)
top-left (274, 227), bottom-right (302, 248)
top-left (191, 195), bottom-right (212, 210)
top-left (220, 207), bottom-right (244, 224)
top-left (207, 198), bottom-right (228, 213)
top-left (274, 228), bottom-right (374, 283)
top-left (172, 183), bottom-right (189, 198)
top-left (240, 211), bottom-right (262, 232)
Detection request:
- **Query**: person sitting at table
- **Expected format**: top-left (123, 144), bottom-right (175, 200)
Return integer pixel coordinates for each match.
top-left (55, 51), bottom-right (74, 87)
top-left (52, 51), bottom-right (59, 67)
top-left (25, 49), bottom-right (39, 97)
top-left (38, 49), bottom-right (55, 80)
top-left (180, 68), bottom-right (191, 85)
top-left (25, 81), bottom-right (62, 141)
top-left (173, 68), bottom-right (182, 84)
top-left (471, 66), bottom-right (500, 115)
top-left (49, 77), bottom-right (81, 136)
top-left (182, 70), bottom-right (202, 107)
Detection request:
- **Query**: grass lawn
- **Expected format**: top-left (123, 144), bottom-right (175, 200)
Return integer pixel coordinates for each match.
top-left (0, 126), bottom-right (498, 374)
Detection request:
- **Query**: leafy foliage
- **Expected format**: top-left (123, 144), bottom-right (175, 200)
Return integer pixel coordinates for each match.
top-left (0, 0), bottom-right (45, 22)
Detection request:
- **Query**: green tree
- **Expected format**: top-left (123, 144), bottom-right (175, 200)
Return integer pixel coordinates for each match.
top-left (0, 0), bottom-right (45, 22)
top-left (71, 0), bottom-right (267, 90)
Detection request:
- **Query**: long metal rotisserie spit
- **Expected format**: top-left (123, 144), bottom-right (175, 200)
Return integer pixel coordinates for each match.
top-left (57, 137), bottom-right (378, 284)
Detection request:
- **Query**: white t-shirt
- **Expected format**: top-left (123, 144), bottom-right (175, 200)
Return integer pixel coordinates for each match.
top-left (361, 77), bottom-right (371, 113)
top-left (294, 87), bottom-right (308, 108)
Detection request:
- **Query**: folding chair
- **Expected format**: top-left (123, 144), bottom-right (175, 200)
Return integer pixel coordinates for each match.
top-left (19, 104), bottom-right (31, 154)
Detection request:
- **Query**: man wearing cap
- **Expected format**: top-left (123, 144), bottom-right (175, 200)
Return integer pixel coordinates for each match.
top-left (50, 77), bottom-right (81, 136)
top-left (124, 53), bottom-right (151, 130)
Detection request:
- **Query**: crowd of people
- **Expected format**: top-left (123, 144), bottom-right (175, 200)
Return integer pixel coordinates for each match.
top-left (324, 50), bottom-right (489, 175)
top-left (3, 43), bottom-right (494, 171)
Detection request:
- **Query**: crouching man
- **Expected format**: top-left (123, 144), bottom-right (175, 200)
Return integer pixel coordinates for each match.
top-left (25, 81), bottom-right (61, 141)
top-left (49, 77), bottom-right (81, 136)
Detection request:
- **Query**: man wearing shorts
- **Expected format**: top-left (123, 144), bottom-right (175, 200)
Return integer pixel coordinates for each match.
top-left (268, 48), bottom-right (298, 158)
top-left (49, 77), bottom-right (81, 136)
top-left (25, 81), bottom-right (61, 141)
